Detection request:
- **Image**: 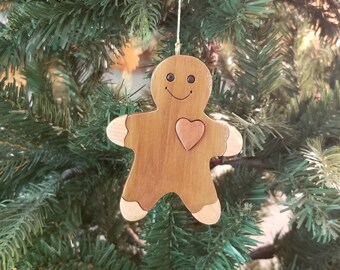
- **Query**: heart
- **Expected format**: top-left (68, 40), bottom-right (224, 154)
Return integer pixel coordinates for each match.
top-left (176, 118), bottom-right (205, 151)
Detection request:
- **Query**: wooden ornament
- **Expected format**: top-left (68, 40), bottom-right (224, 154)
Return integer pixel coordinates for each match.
top-left (175, 118), bottom-right (205, 151)
top-left (107, 55), bottom-right (243, 225)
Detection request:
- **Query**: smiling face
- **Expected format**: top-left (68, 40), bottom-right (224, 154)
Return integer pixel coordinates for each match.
top-left (150, 55), bottom-right (212, 111)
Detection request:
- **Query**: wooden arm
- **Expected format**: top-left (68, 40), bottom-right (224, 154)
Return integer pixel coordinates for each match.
top-left (224, 124), bottom-right (243, 157)
top-left (106, 115), bottom-right (128, 147)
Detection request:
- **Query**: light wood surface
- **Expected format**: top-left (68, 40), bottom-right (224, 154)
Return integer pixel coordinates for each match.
top-left (224, 123), bottom-right (243, 156)
top-left (106, 115), bottom-right (128, 147)
top-left (175, 118), bottom-right (205, 151)
top-left (107, 55), bottom-right (242, 224)
top-left (192, 199), bottom-right (221, 225)
top-left (120, 198), bottom-right (148, 221)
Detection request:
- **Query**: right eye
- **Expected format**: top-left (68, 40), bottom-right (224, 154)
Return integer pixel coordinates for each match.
top-left (166, 73), bottom-right (175, 82)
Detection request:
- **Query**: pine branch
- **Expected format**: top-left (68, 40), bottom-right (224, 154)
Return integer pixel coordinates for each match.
top-left (0, 98), bottom-right (73, 198)
top-left (302, 138), bottom-right (340, 190)
top-left (203, 0), bottom-right (274, 41)
top-left (276, 0), bottom-right (340, 40)
top-left (122, 0), bottom-right (161, 38)
top-left (276, 227), bottom-right (340, 270)
top-left (0, 174), bottom-right (60, 270)
top-left (8, 1), bottom-right (129, 53)
top-left (211, 157), bottom-right (266, 169)
top-left (0, 145), bottom-right (71, 198)
top-left (141, 197), bottom-right (194, 269)
top-left (273, 5), bottom-right (301, 106)
top-left (142, 175), bottom-right (265, 270)
top-left (235, 19), bottom-right (282, 109)
top-left (195, 205), bottom-right (261, 269)
top-left (222, 111), bottom-right (293, 157)
top-left (216, 167), bottom-right (268, 209)
top-left (24, 61), bottom-right (85, 128)
top-left (295, 88), bottom-right (340, 141)
top-left (17, 235), bottom-right (137, 270)
top-left (278, 138), bottom-right (340, 242)
top-left (0, 28), bottom-right (26, 71)
top-left (126, 227), bottom-right (146, 247)
top-left (249, 243), bottom-right (276, 260)
top-left (61, 167), bottom-right (83, 181)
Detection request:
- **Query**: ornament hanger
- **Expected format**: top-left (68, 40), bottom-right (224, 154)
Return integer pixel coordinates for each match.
top-left (175, 0), bottom-right (182, 55)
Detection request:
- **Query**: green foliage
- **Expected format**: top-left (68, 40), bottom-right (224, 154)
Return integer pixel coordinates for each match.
top-left (291, 88), bottom-right (340, 141)
top-left (6, 1), bottom-right (129, 62)
top-left (142, 194), bottom-right (262, 270)
top-left (203, 0), bottom-right (274, 41)
top-left (276, 227), bottom-right (340, 270)
top-left (278, 0), bottom-right (340, 40)
top-left (122, 0), bottom-right (161, 38)
top-left (232, 111), bottom-right (292, 157)
top-left (141, 197), bottom-right (192, 270)
top-left (0, 99), bottom-right (70, 198)
top-left (141, 168), bottom-right (266, 269)
top-left (154, 0), bottom-right (274, 58)
top-left (0, 174), bottom-right (60, 270)
top-left (17, 235), bottom-right (137, 270)
top-left (235, 20), bottom-right (281, 110)
top-left (216, 167), bottom-right (268, 209)
top-left (273, 5), bottom-right (301, 106)
top-left (194, 205), bottom-right (260, 270)
top-left (25, 62), bottom-right (81, 128)
top-left (279, 138), bottom-right (340, 243)
top-left (208, 19), bottom-right (292, 158)
top-left (301, 139), bottom-right (340, 190)
top-left (0, 78), bottom-right (139, 267)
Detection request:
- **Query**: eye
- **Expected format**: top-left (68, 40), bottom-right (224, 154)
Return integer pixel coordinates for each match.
top-left (187, 75), bottom-right (195, 83)
top-left (166, 73), bottom-right (175, 82)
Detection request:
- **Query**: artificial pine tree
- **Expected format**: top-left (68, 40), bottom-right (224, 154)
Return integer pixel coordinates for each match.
top-left (0, 0), bottom-right (339, 269)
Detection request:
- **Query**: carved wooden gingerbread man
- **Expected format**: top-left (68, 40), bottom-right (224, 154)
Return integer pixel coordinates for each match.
top-left (107, 55), bottom-right (242, 224)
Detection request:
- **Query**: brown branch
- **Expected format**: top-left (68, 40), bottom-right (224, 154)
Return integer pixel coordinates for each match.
top-left (249, 232), bottom-right (283, 260)
top-left (249, 244), bottom-right (276, 260)
top-left (210, 157), bottom-right (266, 169)
top-left (61, 167), bottom-right (83, 180)
top-left (126, 227), bottom-right (146, 247)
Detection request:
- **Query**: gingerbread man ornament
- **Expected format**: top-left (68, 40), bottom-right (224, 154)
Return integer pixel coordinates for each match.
top-left (107, 55), bottom-right (242, 224)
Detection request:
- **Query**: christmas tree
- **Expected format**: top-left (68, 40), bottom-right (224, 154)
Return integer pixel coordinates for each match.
top-left (0, 0), bottom-right (339, 269)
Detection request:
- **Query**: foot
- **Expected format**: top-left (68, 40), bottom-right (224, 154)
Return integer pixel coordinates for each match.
top-left (120, 198), bottom-right (148, 221)
top-left (192, 200), bottom-right (221, 225)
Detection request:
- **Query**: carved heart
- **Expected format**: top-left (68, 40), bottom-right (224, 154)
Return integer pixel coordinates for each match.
top-left (176, 118), bottom-right (205, 151)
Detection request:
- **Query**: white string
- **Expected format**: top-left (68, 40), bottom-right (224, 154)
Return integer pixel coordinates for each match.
top-left (175, 0), bottom-right (182, 55)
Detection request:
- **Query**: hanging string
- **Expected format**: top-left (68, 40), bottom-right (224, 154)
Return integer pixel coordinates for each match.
top-left (175, 0), bottom-right (182, 55)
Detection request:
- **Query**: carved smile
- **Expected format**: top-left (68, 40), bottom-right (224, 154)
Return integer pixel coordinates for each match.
top-left (165, 87), bottom-right (192, 100)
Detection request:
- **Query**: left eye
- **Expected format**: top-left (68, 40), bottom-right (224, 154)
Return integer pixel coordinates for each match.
top-left (187, 75), bottom-right (195, 83)
top-left (166, 73), bottom-right (175, 82)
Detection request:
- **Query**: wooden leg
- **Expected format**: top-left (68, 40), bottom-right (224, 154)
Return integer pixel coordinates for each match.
top-left (120, 197), bottom-right (148, 222)
top-left (192, 200), bottom-right (221, 225)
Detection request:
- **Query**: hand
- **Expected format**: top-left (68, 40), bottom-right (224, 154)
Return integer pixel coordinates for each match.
top-left (224, 124), bottom-right (243, 157)
top-left (106, 115), bottom-right (128, 147)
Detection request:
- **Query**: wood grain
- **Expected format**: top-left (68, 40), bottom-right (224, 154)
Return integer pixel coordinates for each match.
top-left (120, 198), bottom-right (148, 221)
top-left (107, 55), bottom-right (242, 224)
top-left (106, 115), bottom-right (128, 147)
top-left (192, 200), bottom-right (221, 225)
top-left (224, 123), bottom-right (243, 157)
top-left (175, 118), bottom-right (205, 151)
